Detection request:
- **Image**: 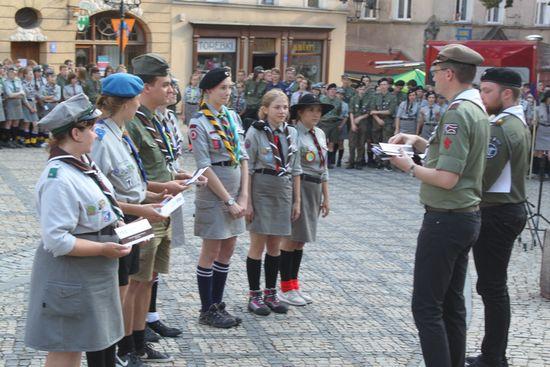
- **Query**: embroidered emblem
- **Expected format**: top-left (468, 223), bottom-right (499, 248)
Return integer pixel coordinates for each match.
top-left (102, 210), bottom-right (112, 222)
top-left (305, 151), bottom-right (315, 162)
top-left (95, 127), bottom-right (106, 141)
top-left (47, 167), bottom-right (58, 178)
top-left (98, 199), bottom-right (106, 210)
top-left (261, 147), bottom-right (268, 155)
top-left (212, 139), bottom-right (221, 150)
top-left (190, 130), bottom-right (198, 140)
top-left (444, 137), bottom-right (452, 150)
top-left (443, 124), bottom-right (458, 135)
top-left (245, 139), bottom-right (251, 149)
top-left (86, 205), bottom-right (97, 216)
top-left (487, 143), bottom-right (498, 159)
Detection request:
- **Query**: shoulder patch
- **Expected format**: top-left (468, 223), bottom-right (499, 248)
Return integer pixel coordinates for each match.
top-left (47, 167), bottom-right (58, 178)
top-left (95, 127), bottom-right (106, 141)
top-left (448, 101), bottom-right (461, 110)
top-left (443, 123), bottom-right (458, 135)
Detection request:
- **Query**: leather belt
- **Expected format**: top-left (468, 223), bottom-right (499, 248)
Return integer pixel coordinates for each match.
top-left (211, 160), bottom-right (234, 167)
top-left (78, 225), bottom-right (117, 237)
top-left (254, 168), bottom-right (289, 176)
top-left (424, 205), bottom-right (479, 213)
top-left (301, 174), bottom-right (322, 184)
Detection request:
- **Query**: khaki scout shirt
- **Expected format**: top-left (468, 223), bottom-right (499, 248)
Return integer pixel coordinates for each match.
top-left (189, 105), bottom-right (249, 169)
top-left (244, 122), bottom-right (302, 176)
top-left (91, 118), bottom-right (147, 204)
top-left (244, 80), bottom-right (267, 109)
top-left (319, 96), bottom-right (342, 123)
top-left (350, 93), bottom-right (367, 117)
top-left (295, 122), bottom-right (329, 182)
top-left (482, 105), bottom-right (530, 205)
top-left (126, 106), bottom-right (174, 183)
top-left (370, 92), bottom-right (397, 123)
top-left (420, 89), bottom-right (490, 209)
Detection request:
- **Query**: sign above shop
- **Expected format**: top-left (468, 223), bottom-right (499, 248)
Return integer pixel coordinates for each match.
top-left (198, 38), bottom-right (236, 53)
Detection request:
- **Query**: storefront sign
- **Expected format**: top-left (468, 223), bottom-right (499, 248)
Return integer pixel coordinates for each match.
top-left (292, 41), bottom-right (322, 54)
top-left (198, 38), bottom-right (236, 53)
top-left (456, 27), bottom-right (472, 41)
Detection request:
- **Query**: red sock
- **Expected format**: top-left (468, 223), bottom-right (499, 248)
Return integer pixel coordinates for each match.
top-left (280, 280), bottom-right (293, 293)
top-left (291, 279), bottom-right (299, 290)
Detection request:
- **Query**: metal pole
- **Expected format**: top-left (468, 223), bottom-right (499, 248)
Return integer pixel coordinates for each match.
top-left (119, 1), bottom-right (124, 66)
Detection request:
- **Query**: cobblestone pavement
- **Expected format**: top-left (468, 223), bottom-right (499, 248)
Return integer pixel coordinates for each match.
top-left (0, 148), bottom-right (548, 367)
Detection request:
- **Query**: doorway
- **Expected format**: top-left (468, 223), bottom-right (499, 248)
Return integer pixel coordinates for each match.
top-left (252, 53), bottom-right (276, 70)
top-left (11, 42), bottom-right (40, 65)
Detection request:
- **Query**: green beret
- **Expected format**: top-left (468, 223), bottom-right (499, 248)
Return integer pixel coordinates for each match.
top-left (132, 53), bottom-right (169, 76)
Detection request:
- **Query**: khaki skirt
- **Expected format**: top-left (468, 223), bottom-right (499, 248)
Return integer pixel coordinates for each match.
top-left (291, 179), bottom-right (322, 243)
top-left (194, 165), bottom-right (245, 239)
top-left (23, 100), bottom-right (39, 123)
top-left (6, 98), bottom-right (23, 120)
top-left (247, 172), bottom-right (293, 236)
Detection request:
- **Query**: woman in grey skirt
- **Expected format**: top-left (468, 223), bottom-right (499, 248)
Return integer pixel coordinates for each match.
top-left (189, 68), bottom-right (249, 328)
top-left (278, 94), bottom-right (331, 307)
top-left (183, 73), bottom-right (201, 125)
top-left (3, 66), bottom-right (25, 147)
top-left (534, 90), bottom-right (550, 175)
top-left (244, 89), bottom-right (302, 316)
top-left (417, 91), bottom-right (441, 139)
top-left (25, 94), bottom-right (130, 367)
top-left (21, 68), bottom-right (40, 146)
top-left (394, 89), bottom-right (421, 135)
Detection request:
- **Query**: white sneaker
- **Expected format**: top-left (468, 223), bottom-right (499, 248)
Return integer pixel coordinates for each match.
top-left (296, 289), bottom-right (313, 304)
top-left (277, 289), bottom-right (307, 306)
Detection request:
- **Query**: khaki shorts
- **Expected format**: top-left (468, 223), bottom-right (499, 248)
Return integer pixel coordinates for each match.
top-left (130, 220), bottom-right (171, 282)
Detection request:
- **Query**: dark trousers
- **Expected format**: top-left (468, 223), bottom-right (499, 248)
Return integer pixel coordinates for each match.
top-left (412, 211), bottom-right (481, 367)
top-left (472, 203), bottom-right (527, 366)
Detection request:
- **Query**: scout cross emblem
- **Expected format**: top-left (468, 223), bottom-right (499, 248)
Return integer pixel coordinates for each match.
top-left (76, 15), bottom-right (90, 32)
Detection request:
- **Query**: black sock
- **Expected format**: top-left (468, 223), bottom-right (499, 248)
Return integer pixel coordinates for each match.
top-left (149, 277), bottom-right (158, 313)
top-left (117, 334), bottom-right (135, 356)
top-left (10, 127), bottom-right (18, 141)
top-left (86, 344), bottom-right (116, 367)
top-left (532, 157), bottom-right (540, 174)
top-left (212, 261), bottom-right (229, 304)
top-left (328, 151), bottom-right (335, 165)
top-left (367, 151), bottom-right (374, 163)
top-left (337, 149), bottom-right (344, 164)
top-left (264, 254), bottom-right (280, 290)
top-left (246, 257), bottom-right (262, 291)
top-left (0, 128), bottom-right (7, 141)
top-left (291, 249), bottom-right (303, 280)
top-left (133, 329), bottom-right (145, 354)
top-left (279, 250), bottom-right (293, 282)
top-left (196, 266), bottom-right (213, 312)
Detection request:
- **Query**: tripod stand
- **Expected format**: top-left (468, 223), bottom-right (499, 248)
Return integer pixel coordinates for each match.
top-left (521, 154), bottom-right (550, 249)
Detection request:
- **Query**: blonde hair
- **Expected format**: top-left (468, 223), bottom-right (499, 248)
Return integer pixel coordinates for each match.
top-left (96, 95), bottom-right (131, 117)
top-left (258, 89), bottom-right (289, 121)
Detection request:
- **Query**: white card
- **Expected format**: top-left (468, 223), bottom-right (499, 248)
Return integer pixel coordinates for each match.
top-left (184, 167), bottom-right (208, 185)
top-left (159, 193), bottom-right (185, 217)
top-left (115, 219), bottom-right (154, 247)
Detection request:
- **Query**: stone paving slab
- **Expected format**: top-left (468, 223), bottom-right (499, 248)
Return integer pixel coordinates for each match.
top-left (0, 148), bottom-right (548, 366)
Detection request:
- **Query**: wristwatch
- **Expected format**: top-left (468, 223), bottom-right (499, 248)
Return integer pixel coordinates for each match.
top-left (409, 164), bottom-right (416, 177)
top-left (225, 197), bottom-right (236, 206)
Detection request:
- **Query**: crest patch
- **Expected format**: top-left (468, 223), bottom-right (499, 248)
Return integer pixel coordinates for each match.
top-left (444, 137), bottom-right (452, 150)
top-left (443, 124), bottom-right (458, 135)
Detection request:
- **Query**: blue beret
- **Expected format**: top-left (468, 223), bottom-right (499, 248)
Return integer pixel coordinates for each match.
top-left (101, 73), bottom-right (144, 98)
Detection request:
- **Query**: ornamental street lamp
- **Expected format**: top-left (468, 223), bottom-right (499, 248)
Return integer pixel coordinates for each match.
top-left (104, 0), bottom-right (141, 66)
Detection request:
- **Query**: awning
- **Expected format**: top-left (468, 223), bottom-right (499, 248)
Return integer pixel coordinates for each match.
top-left (345, 50), bottom-right (410, 76)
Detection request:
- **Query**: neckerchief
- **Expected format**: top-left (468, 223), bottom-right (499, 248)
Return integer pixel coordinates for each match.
top-left (309, 129), bottom-right (326, 168)
top-left (160, 109), bottom-right (184, 160)
top-left (122, 130), bottom-right (148, 183)
top-left (252, 120), bottom-right (293, 176)
top-left (48, 146), bottom-right (124, 220)
top-left (135, 109), bottom-right (175, 169)
top-left (200, 102), bottom-right (240, 165)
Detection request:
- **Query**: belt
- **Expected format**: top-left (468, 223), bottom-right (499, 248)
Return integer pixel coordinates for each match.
top-left (400, 117), bottom-right (415, 121)
top-left (301, 173), bottom-right (322, 184)
top-left (212, 160), bottom-right (234, 167)
top-left (26, 98), bottom-right (33, 101)
top-left (424, 205), bottom-right (479, 213)
top-left (480, 201), bottom-right (525, 208)
top-left (254, 168), bottom-right (289, 176)
top-left (78, 224), bottom-right (117, 237)
top-left (186, 102), bottom-right (198, 105)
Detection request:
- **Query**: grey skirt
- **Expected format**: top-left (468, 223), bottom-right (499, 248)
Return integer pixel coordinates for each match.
top-left (184, 103), bottom-right (200, 126)
top-left (399, 118), bottom-right (417, 135)
top-left (5, 98), bottom-right (23, 120)
top-left (194, 165), bottom-right (245, 239)
top-left (291, 179), bottom-right (322, 243)
top-left (22, 100), bottom-right (39, 123)
top-left (421, 123), bottom-right (437, 140)
top-left (535, 125), bottom-right (550, 151)
top-left (25, 234), bottom-right (123, 352)
top-left (247, 173), bottom-right (293, 236)
top-left (0, 100), bottom-right (5, 121)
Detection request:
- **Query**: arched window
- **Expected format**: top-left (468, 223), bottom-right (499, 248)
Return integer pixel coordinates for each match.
top-left (75, 11), bottom-right (147, 71)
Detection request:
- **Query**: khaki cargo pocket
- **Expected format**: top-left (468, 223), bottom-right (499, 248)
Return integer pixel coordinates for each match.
top-left (41, 282), bottom-right (82, 318)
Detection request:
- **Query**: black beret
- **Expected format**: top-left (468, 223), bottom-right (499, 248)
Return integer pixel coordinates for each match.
top-left (326, 83), bottom-right (337, 90)
top-left (378, 78), bottom-right (389, 85)
top-left (394, 80), bottom-right (405, 87)
top-left (480, 67), bottom-right (522, 88)
top-left (199, 68), bottom-right (231, 90)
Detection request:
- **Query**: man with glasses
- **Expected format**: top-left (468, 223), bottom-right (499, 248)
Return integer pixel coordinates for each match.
top-left (389, 44), bottom-right (489, 367)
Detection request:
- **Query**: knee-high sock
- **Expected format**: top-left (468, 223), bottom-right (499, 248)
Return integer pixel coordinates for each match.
top-left (264, 254), bottom-right (280, 290)
top-left (212, 261), bottom-right (229, 304)
top-left (196, 266), bottom-right (213, 312)
top-left (246, 257), bottom-right (262, 291)
top-left (279, 250), bottom-right (294, 292)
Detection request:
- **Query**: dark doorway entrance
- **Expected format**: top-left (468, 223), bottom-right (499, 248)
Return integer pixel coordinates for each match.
top-left (11, 42), bottom-right (40, 65)
top-left (252, 53), bottom-right (276, 70)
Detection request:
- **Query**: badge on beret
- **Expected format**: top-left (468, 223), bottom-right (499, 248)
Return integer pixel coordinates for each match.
top-left (190, 130), bottom-right (198, 141)
top-left (245, 139), bottom-right (251, 149)
top-left (95, 127), bottom-right (106, 141)
top-left (444, 137), bottom-right (453, 150)
top-left (443, 124), bottom-right (458, 135)
top-left (305, 151), bottom-right (315, 162)
top-left (487, 143), bottom-right (498, 159)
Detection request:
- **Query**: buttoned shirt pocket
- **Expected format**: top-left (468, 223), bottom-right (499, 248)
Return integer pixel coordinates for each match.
top-left (209, 134), bottom-right (223, 152)
top-left (260, 145), bottom-right (274, 164)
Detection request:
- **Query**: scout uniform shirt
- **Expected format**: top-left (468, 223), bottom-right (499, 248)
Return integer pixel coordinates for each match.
top-left (319, 95), bottom-right (342, 123)
top-left (245, 122), bottom-right (302, 177)
top-left (189, 105), bottom-right (249, 169)
top-left (126, 106), bottom-right (174, 183)
top-left (482, 105), bottom-right (530, 205)
top-left (370, 92), bottom-right (397, 125)
top-left (420, 89), bottom-right (490, 210)
top-left (84, 78), bottom-right (101, 104)
top-left (350, 93), bottom-right (368, 119)
top-left (394, 90), bottom-right (407, 105)
top-left (91, 118), bottom-right (147, 204)
top-left (343, 86), bottom-right (355, 104)
top-left (36, 159), bottom-right (119, 257)
top-left (244, 79), bottom-right (267, 109)
top-left (39, 83), bottom-right (62, 114)
top-left (295, 122), bottom-right (328, 182)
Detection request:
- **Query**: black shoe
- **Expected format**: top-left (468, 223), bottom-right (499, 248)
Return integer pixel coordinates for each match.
top-left (336, 161), bottom-right (342, 167)
top-left (327, 164), bottom-right (335, 169)
top-left (345, 164), bottom-right (355, 169)
top-left (116, 353), bottom-right (148, 367)
top-left (144, 325), bottom-right (161, 343)
top-left (146, 320), bottom-right (181, 338)
top-left (217, 302), bottom-right (242, 325)
top-left (355, 163), bottom-right (363, 170)
top-left (466, 355), bottom-right (507, 367)
top-left (199, 304), bottom-right (237, 328)
top-left (137, 343), bottom-right (173, 363)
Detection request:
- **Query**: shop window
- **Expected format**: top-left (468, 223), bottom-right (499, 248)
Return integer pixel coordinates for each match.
top-left (196, 38), bottom-right (237, 73)
top-left (455, 0), bottom-right (472, 22)
top-left (290, 40), bottom-right (323, 83)
top-left (361, 0), bottom-right (378, 19)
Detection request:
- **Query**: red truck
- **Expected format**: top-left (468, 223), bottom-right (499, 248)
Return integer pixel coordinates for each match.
top-left (425, 40), bottom-right (550, 96)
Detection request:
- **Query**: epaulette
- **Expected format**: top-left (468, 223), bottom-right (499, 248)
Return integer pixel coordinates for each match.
top-left (448, 101), bottom-right (461, 111)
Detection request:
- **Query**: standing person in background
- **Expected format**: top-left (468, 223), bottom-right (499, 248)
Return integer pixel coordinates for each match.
top-left (242, 67), bottom-right (267, 131)
top-left (532, 90), bottom-right (550, 176)
top-left (370, 78), bottom-right (397, 169)
top-left (284, 67), bottom-right (298, 97)
top-left (335, 88), bottom-right (349, 167)
top-left (244, 89), bottom-right (302, 316)
top-left (84, 67), bottom-right (102, 105)
top-left (232, 82), bottom-right (247, 116)
top-left (393, 80), bottom-right (407, 106)
top-left (32, 65), bottom-right (47, 119)
top-left (394, 89), bottom-right (420, 135)
top-left (347, 82), bottom-right (370, 170)
top-left (0, 72), bottom-right (5, 147)
top-left (290, 78), bottom-right (311, 107)
top-left (104, 66), bottom-right (115, 77)
top-left (2, 66), bottom-right (25, 147)
top-left (63, 72), bottom-right (84, 100)
top-left (39, 70), bottom-right (62, 117)
top-left (417, 91), bottom-right (441, 140)
top-left (56, 64), bottom-right (69, 99)
top-left (21, 68), bottom-right (40, 147)
top-left (437, 94), bottom-right (449, 115)
top-left (279, 94), bottom-right (331, 306)
top-left (266, 68), bottom-right (286, 92)
top-left (183, 73), bottom-right (201, 126)
top-left (319, 83), bottom-right (342, 169)
top-left (117, 65), bottom-right (128, 73)
top-left (340, 74), bottom-right (355, 104)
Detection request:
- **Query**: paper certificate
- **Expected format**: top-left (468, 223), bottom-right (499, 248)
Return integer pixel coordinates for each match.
top-left (184, 167), bottom-right (208, 185)
top-left (159, 193), bottom-right (185, 217)
top-left (115, 219), bottom-right (154, 247)
top-left (372, 143), bottom-right (414, 160)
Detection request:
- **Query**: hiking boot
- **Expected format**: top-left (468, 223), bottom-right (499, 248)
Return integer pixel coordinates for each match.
top-left (147, 320), bottom-right (181, 338)
top-left (247, 290), bottom-right (271, 316)
top-left (199, 304), bottom-right (237, 328)
top-left (263, 288), bottom-right (288, 314)
top-left (217, 302), bottom-right (242, 325)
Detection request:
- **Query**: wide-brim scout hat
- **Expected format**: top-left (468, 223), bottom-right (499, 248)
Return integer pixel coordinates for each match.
top-left (38, 93), bottom-right (102, 135)
top-left (432, 44), bottom-right (484, 67)
top-left (289, 93), bottom-right (334, 120)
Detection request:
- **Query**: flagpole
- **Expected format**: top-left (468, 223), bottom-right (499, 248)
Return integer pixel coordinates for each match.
top-left (118, 0), bottom-right (124, 66)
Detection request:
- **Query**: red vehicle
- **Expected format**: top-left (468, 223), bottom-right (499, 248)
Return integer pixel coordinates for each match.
top-left (425, 40), bottom-right (550, 97)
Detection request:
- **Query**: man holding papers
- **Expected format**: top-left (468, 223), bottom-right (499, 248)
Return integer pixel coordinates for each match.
top-left (390, 44), bottom-right (489, 367)
top-left (465, 69), bottom-right (530, 367)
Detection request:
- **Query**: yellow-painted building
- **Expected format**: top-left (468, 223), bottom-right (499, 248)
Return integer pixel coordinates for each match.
top-left (0, 0), bottom-right (347, 83)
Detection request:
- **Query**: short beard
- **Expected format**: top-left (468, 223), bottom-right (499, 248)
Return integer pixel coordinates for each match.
top-left (486, 102), bottom-right (504, 116)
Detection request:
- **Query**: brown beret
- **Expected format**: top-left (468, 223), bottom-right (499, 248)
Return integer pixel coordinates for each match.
top-left (433, 44), bottom-right (484, 67)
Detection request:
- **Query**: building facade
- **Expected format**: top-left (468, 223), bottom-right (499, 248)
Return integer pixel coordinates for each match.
top-left (346, 0), bottom-right (550, 62)
top-left (0, 0), bottom-right (347, 84)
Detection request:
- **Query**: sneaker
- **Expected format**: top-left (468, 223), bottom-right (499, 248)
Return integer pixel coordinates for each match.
top-left (277, 290), bottom-right (306, 307)
top-left (137, 343), bottom-right (173, 363)
top-left (263, 288), bottom-right (289, 314)
top-left (144, 325), bottom-right (161, 343)
top-left (217, 302), bottom-right (242, 325)
top-left (247, 290), bottom-right (271, 316)
top-left (199, 304), bottom-right (237, 328)
top-left (295, 289), bottom-right (313, 304)
top-left (466, 355), bottom-right (507, 367)
top-left (147, 320), bottom-right (182, 337)
top-left (116, 353), bottom-right (148, 367)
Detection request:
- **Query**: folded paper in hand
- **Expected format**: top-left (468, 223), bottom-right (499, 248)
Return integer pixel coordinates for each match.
top-left (115, 219), bottom-right (154, 247)
top-left (184, 167), bottom-right (208, 185)
top-left (159, 193), bottom-right (185, 217)
top-left (372, 143), bottom-right (414, 160)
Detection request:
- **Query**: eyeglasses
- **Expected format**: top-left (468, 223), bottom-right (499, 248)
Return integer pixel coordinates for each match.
top-left (430, 67), bottom-right (449, 79)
